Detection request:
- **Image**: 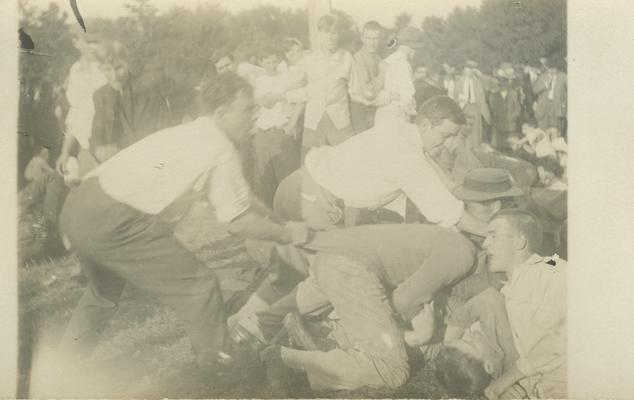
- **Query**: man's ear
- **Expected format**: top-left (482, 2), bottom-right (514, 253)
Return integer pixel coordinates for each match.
top-left (417, 118), bottom-right (430, 132)
top-left (491, 200), bottom-right (503, 215)
top-left (214, 103), bottom-right (228, 118)
top-left (513, 232), bottom-right (529, 251)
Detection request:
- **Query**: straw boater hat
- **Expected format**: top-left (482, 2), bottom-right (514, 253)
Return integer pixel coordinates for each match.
top-left (453, 168), bottom-right (524, 202)
top-left (496, 62), bottom-right (516, 80)
top-left (442, 63), bottom-right (456, 74)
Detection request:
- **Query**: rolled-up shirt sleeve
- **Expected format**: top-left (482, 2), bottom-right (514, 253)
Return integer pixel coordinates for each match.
top-left (285, 57), bottom-right (308, 104)
top-left (515, 269), bottom-right (567, 377)
top-left (398, 152), bottom-right (464, 227)
top-left (207, 146), bottom-right (251, 223)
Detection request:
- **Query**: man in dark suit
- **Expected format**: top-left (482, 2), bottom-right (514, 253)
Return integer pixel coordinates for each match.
top-left (454, 60), bottom-right (494, 145)
top-left (533, 57), bottom-right (567, 132)
top-left (489, 65), bottom-right (521, 153)
top-left (89, 40), bottom-right (173, 162)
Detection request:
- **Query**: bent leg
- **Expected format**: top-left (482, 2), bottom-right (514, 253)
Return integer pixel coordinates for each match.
top-left (58, 256), bottom-right (126, 357)
top-left (283, 253), bottom-right (409, 390)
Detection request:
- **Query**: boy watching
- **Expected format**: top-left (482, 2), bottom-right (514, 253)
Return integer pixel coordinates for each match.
top-left (252, 43), bottom-right (301, 206)
top-left (285, 14), bottom-right (354, 159)
top-left (348, 21), bottom-right (385, 133)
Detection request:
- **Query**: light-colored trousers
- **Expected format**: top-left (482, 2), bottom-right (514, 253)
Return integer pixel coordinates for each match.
top-left (283, 253), bottom-right (409, 391)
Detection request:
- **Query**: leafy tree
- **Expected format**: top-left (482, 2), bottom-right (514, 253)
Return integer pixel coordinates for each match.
top-left (419, 0), bottom-right (566, 73)
top-left (393, 12), bottom-right (413, 32)
top-left (19, 0), bottom-right (76, 88)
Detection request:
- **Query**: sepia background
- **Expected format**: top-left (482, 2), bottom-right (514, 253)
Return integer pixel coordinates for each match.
top-left (1, 0), bottom-right (634, 398)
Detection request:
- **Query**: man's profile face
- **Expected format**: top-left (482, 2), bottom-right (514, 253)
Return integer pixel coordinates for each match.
top-left (414, 66), bottom-right (428, 82)
top-left (215, 56), bottom-right (236, 74)
top-left (466, 200), bottom-right (501, 223)
top-left (420, 119), bottom-right (461, 157)
top-left (100, 59), bottom-right (129, 91)
top-left (320, 28), bottom-right (340, 52)
top-left (284, 44), bottom-right (303, 66)
top-left (483, 218), bottom-right (517, 273)
top-left (220, 90), bottom-right (257, 143)
top-left (537, 166), bottom-right (556, 187)
top-left (362, 29), bottom-right (382, 54)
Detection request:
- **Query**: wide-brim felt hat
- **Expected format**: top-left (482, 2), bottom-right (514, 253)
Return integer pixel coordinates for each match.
top-left (453, 168), bottom-right (524, 202)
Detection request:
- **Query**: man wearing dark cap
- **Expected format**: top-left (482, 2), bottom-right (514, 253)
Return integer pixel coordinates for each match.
top-left (450, 168), bottom-right (524, 301)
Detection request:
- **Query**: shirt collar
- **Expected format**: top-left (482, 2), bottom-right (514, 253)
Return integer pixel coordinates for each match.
top-left (501, 253), bottom-right (542, 290)
top-left (318, 47), bottom-right (343, 62)
top-left (358, 48), bottom-right (380, 62)
top-left (403, 122), bottom-right (423, 149)
top-left (198, 116), bottom-right (231, 144)
top-left (388, 50), bottom-right (408, 63)
top-left (522, 253), bottom-right (544, 266)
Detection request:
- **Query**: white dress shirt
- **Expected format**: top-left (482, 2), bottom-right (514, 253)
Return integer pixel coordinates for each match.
top-left (374, 50), bottom-right (416, 125)
top-left (65, 60), bottom-right (107, 149)
top-left (254, 72), bottom-right (292, 130)
top-left (502, 254), bottom-right (567, 394)
top-left (86, 117), bottom-right (251, 223)
top-left (304, 121), bottom-right (463, 226)
top-left (286, 48), bottom-right (353, 130)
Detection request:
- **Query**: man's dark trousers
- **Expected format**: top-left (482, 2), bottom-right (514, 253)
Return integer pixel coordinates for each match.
top-left (59, 177), bottom-right (227, 365)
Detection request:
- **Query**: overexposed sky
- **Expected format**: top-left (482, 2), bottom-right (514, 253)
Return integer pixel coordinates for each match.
top-left (36, 0), bottom-right (482, 28)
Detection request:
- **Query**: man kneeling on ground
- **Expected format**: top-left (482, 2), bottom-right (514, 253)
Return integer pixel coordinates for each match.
top-left (259, 223), bottom-right (477, 391)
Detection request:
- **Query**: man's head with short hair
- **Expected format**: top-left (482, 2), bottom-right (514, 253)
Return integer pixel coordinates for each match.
top-left (95, 40), bottom-right (129, 91)
top-left (434, 346), bottom-right (493, 398)
top-left (211, 48), bottom-right (236, 75)
top-left (484, 208), bottom-right (544, 274)
top-left (415, 96), bottom-right (465, 156)
top-left (412, 61), bottom-right (428, 82)
top-left (69, 24), bottom-right (102, 61)
top-left (361, 21), bottom-right (383, 54)
top-left (198, 72), bottom-right (256, 143)
top-left (257, 43), bottom-right (282, 75)
top-left (317, 14), bottom-right (341, 52)
top-left (536, 157), bottom-right (564, 187)
top-left (280, 38), bottom-right (304, 66)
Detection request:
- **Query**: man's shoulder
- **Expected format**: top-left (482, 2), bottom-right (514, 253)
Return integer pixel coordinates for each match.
top-left (302, 50), bottom-right (320, 61)
top-left (520, 254), bottom-right (568, 276)
top-left (69, 61), bottom-right (82, 74)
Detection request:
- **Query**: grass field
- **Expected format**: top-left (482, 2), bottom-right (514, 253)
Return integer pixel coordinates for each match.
top-left (19, 201), bottom-right (450, 398)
